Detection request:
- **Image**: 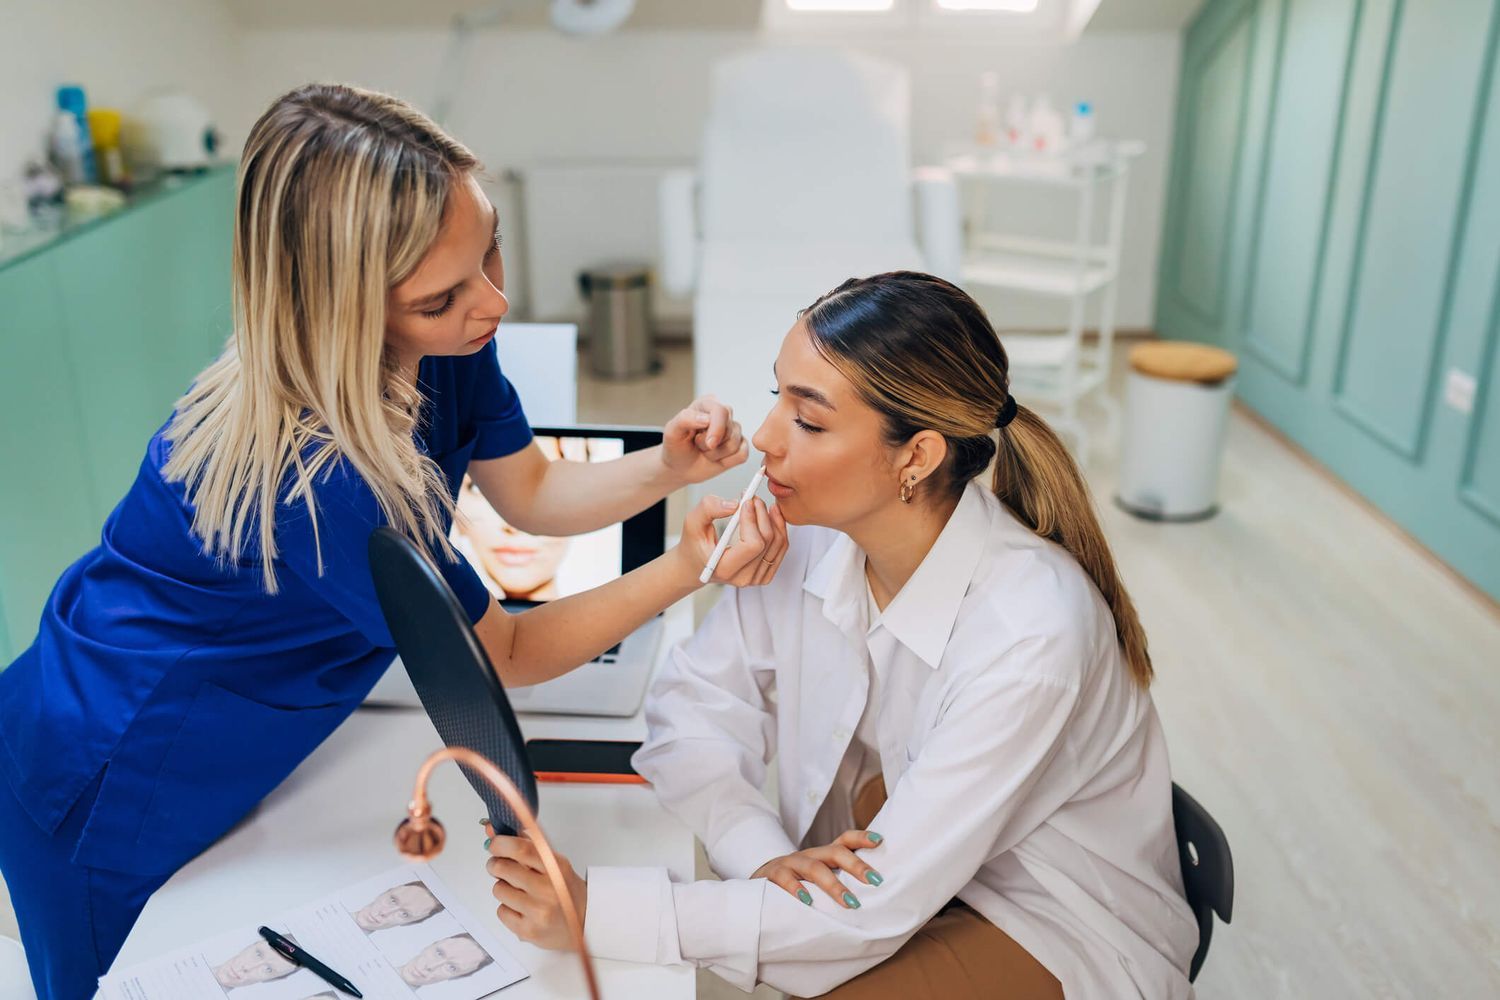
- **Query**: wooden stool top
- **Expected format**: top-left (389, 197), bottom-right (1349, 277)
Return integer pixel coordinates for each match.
top-left (1129, 342), bottom-right (1239, 385)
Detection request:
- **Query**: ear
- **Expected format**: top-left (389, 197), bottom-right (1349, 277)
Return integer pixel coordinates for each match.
top-left (898, 430), bottom-right (949, 487)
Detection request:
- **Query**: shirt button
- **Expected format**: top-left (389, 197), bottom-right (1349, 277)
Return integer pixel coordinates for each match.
top-left (832, 728), bottom-right (850, 742)
top-left (806, 789), bottom-right (820, 804)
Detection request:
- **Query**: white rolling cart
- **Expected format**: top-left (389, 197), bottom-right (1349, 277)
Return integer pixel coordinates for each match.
top-left (948, 141), bottom-right (1143, 460)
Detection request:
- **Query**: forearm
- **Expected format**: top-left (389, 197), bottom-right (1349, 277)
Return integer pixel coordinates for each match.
top-left (488, 547), bottom-right (699, 687)
top-left (513, 447), bottom-right (680, 536)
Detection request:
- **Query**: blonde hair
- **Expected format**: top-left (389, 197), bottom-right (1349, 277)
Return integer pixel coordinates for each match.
top-left (164, 83), bottom-right (478, 591)
top-left (802, 272), bottom-right (1153, 688)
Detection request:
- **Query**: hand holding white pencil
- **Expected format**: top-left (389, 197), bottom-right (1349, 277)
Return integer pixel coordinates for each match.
top-left (700, 465), bottom-right (768, 583)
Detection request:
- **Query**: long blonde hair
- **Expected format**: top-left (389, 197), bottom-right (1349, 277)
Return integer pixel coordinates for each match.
top-left (802, 271), bottom-right (1153, 688)
top-left (164, 83), bottom-right (477, 591)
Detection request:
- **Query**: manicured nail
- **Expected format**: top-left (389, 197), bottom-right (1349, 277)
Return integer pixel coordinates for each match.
top-left (867, 832), bottom-right (883, 844)
top-left (797, 889), bottom-right (813, 906)
top-left (483, 837), bottom-right (492, 851)
top-left (842, 892), bottom-right (861, 909)
top-left (865, 870), bottom-right (883, 886)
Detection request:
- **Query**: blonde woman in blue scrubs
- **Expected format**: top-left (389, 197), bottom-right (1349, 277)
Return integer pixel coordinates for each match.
top-left (0, 83), bottom-right (788, 1000)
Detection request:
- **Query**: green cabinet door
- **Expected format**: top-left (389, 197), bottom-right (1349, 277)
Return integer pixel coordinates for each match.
top-left (0, 253), bottom-right (100, 659)
top-left (53, 168), bottom-right (235, 517)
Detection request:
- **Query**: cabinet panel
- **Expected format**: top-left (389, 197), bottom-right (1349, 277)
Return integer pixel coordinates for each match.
top-left (52, 169), bottom-right (235, 516)
top-left (0, 254), bottom-right (99, 658)
top-left (1242, 0), bottom-right (1361, 383)
top-left (1332, 0), bottom-right (1497, 457)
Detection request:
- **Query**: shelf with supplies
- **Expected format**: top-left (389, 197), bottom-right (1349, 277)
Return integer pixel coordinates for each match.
top-left (948, 140), bottom-right (1143, 460)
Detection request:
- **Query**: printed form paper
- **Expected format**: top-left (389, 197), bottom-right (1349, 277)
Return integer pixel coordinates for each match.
top-left (98, 864), bottom-right (527, 1000)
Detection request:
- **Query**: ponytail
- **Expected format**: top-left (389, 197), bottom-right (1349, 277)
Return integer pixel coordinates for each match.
top-left (993, 405), bottom-right (1153, 687)
top-left (801, 270), bottom-right (1154, 688)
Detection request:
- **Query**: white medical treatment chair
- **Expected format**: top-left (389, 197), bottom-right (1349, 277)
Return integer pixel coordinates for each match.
top-left (659, 47), bottom-right (961, 476)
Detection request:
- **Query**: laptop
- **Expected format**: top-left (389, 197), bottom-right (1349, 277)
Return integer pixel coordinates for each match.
top-left (365, 425), bottom-right (668, 717)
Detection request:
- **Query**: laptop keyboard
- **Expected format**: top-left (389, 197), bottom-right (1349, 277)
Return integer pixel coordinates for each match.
top-left (598, 642), bottom-right (621, 665)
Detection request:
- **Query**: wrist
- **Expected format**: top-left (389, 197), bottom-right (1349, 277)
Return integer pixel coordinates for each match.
top-left (652, 444), bottom-right (692, 491)
top-left (666, 540), bottom-right (706, 594)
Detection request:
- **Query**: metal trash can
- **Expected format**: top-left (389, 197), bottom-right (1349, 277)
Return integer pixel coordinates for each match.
top-left (578, 262), bottom-right (659, 379)
top-left (1116, 342), bottom-right (1238, 522)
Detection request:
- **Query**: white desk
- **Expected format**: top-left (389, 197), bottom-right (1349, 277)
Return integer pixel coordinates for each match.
top-left (107, 603), bottom-right (697, 999)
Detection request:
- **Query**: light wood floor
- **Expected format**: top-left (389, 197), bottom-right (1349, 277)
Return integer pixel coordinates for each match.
top-left (4, 342), bottom-right (1497, 999)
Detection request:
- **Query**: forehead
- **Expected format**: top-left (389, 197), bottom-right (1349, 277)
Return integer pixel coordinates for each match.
top-left (776, 321), bottom-right (854, 399)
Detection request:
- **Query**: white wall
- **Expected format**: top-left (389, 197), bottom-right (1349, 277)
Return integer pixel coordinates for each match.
top-left (2, 10), bottom-right (1180, 332)
top-left (229, 26), bottom-right (1182, 331)
top-left (0, 0), bottom-right (244, 188)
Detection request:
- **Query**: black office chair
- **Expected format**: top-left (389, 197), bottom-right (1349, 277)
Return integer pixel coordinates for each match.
top-left (1172, 782), bottom-right (1234, 981)
top-left (368, 526), bottom-right (537, 837)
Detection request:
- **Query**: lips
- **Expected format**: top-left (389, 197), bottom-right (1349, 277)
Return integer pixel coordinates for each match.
top-left (490, 546), bottom-right (538, 566)
top-left (766, 474), bottom-right (794, 499)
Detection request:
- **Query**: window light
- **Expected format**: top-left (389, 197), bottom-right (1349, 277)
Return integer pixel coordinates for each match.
top-left (935, 0), bottom-right (1040, 11)
top-left (785, 0), bottom-right (896, 11)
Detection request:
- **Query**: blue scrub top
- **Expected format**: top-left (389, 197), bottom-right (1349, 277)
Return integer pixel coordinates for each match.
top-left (0, 340), bottom-right (531, 875)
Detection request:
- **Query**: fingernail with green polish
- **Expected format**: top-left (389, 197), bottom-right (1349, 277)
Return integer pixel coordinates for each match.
top-left (865, 870), bottom-right (883, 886)
top-left (842, 892), bottom-right (861, 909)
top-left (483, 837), bottom-right (492, 850)
top-left (868, 832), bottom-right (883, 844)
top-left (797, 889), bottom-right (813, 906)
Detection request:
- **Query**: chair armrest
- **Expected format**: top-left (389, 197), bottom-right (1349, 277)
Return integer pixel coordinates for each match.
top-left (659, 168), bottom-right (700, 298)
top-left (913, 166), bottom-right (962, 282)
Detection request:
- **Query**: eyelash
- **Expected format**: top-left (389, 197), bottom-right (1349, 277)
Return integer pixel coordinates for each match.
top-left (423, 229), bottom-right (503, 319)
top-left (769, 388), bottom-right (823, 433)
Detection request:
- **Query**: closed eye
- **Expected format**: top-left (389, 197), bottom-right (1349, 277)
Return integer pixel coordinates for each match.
top-left (422, 291), bottom-right (456, 319)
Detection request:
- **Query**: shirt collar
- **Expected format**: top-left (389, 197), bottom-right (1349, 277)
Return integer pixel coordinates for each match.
top-left (805, 480), bottom-right (993, 669)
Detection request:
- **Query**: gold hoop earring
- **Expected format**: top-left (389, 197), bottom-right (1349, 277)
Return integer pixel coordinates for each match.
top-left (899, 475), bottom-right (916, 504)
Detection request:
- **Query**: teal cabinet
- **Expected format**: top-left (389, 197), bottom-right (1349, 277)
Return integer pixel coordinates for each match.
top-left (1158, 0), bottom-right (1500, 602)
top-left (0, 167), bottom-right (235, 662)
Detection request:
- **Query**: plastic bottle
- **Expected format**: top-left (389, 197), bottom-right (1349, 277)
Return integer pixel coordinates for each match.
top-left (55, 85), bottom-right (98, 184)
top-left (976, 71), bottom-right (1001, 147)
top-left (1004, 94), bottom-right (1030, 149)
top-left (1070, 101), bottom-right (1097, 146)
top-left (49, 112), bottom-right (88, 186)
top-left (88, 108), bottom-right (131, 190)
top-left (1029, 94), bottom-right (1067, 155)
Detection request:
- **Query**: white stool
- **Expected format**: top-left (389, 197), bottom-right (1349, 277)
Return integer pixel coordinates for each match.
top-left (0, 935), bottom-right (36, 1000)
top-left (1116, 342), bottom-right (1238, 521)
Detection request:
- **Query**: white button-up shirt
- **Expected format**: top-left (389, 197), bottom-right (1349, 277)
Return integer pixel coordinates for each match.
top-left (584, 481), bottom-right (1198, 998)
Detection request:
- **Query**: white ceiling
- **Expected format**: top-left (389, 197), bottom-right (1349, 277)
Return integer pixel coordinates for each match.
top-left (226, 0), bottom-right (1204, 33)
top-left (223, 0), bottom-right (763, 31)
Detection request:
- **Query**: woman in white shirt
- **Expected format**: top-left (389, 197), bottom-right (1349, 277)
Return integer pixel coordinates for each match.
top-left (483, 271), bottom-right (1199, 998)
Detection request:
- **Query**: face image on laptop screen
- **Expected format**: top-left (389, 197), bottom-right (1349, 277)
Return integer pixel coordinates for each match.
top-left (452, 435), bottom-right (626, 602)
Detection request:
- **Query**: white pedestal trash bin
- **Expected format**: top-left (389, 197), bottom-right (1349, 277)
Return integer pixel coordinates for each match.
top-left (1116, 342), bottom-right (1238, 521)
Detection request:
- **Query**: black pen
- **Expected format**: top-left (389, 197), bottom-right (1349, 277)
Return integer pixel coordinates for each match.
top-left (258, 925), bottom-right (364, 998)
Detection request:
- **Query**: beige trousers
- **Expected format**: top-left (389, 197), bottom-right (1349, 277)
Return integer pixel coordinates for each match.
top-left (792, 778), bottom-right (1063, 1000)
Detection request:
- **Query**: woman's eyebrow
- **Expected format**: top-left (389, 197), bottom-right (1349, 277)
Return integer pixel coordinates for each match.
top-left (772, 362), bottom-right (836, 409)
top-left (403, 202), bottom-right (501, 310)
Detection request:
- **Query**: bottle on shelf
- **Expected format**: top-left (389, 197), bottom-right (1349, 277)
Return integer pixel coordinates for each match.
top-left (55, 85), bottom-right (98, 185)
top-left (976, 71), bottom-right (1002, 147)
top-left (49, 112), bottom-right (88, 186)
top-left (1070, 100), bottom-right (1097, 146)
top-left (1029, 94), bottom-right (1067, 155)
top-left (1004, 94), bottom-right (1030, 150)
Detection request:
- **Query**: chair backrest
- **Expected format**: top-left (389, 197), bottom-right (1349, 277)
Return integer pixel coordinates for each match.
top-left (700, 46), bottom-right (913, 243)
top-left (1172, 782), bottom-right (1234, 981)
top-left (367, 527), bottom-right (537, 836)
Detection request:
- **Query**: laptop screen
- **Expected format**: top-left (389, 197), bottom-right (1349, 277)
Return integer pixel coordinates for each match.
top-left (450, 428), bottom-right (665, 606)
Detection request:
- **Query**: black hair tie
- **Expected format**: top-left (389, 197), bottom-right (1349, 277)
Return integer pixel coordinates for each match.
top-left (996, 394), bottom-right (1019, 429)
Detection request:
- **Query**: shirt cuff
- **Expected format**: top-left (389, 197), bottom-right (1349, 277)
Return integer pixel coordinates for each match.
top-left (584, 866), bottom-right (678, 965)
top-left (705, 812), bottom-right (800, 881)
top-left (672, 878), bottom-right (766, 993)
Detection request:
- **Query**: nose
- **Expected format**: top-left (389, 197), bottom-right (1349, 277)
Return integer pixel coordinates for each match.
top-left (477, 277), bottom-right (508, 321)
top-left (751, 413), bottom-right (779, 461)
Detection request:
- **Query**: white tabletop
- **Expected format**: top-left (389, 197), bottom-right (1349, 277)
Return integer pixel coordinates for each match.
top-left (107, 602), bottom-right (697, 999)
